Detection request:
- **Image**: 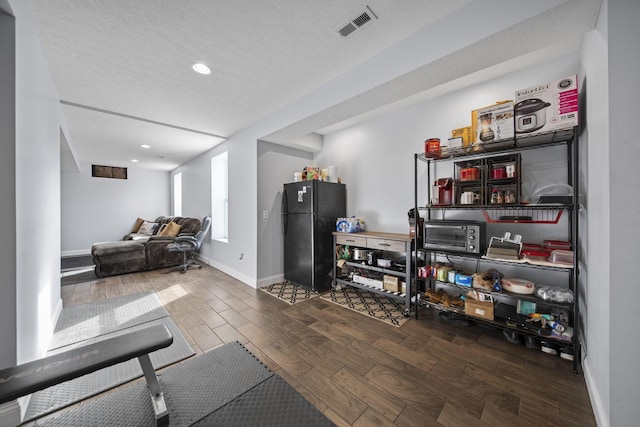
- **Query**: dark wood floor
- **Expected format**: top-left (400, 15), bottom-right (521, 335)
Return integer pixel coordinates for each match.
top-left (49, 263), bottom-right (594, 426)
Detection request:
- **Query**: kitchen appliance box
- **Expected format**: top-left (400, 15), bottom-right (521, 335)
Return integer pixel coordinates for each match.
top-left (474, 101), bottom-right (515, 150)
top-left (514, 74), bottom-right (578, 136)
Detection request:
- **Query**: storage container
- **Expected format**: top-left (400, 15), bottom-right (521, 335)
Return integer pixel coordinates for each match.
top-left (549, 249), bottom-right (574, 266)
top-left (521, 249), bottom-right (550, 262)
top-left (543, 240), bottom-right (571, 250)
top-left (535, 285), bottom-right (573, 303)
top-left (501, 278), bottom-right (535, 295)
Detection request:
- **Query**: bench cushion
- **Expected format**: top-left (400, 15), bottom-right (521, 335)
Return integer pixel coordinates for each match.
top-left (0, 325), bottom-right (173, 405)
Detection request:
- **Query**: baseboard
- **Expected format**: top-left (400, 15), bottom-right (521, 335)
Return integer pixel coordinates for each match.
top-left (61, 249), bottom-right (91, 257)
top-left (0, 400), bottom-right (21, 427)
top-left (195, 255), bottom-right (257, 289)
top-left (583, 357), bottom-right (608, 427)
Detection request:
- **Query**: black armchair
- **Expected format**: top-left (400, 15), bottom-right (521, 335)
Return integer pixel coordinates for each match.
top-left (166, 216), bottom-right (212, 274)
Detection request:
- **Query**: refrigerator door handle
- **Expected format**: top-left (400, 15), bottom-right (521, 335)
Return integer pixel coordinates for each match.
top-left (281, 191), bottom-right (288, 236)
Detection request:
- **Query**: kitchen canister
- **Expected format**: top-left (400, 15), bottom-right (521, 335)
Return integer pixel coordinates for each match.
top-left (425, 138), bottom-right (441, 157)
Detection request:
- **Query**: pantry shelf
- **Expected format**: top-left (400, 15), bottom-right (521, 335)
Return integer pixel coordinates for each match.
top-left (481, 208), bottom-right (564, 224)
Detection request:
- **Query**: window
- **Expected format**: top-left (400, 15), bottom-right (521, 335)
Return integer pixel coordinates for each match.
top-left (211, 152), bottom-right (228, 241)
top-left (173, 173), bottom-right (182, 217)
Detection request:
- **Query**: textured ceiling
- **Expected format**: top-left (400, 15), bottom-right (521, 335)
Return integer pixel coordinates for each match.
top-left (27, 0), bottom-right (601, 171)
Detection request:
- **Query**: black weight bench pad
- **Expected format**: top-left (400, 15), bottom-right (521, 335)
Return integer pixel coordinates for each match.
top-left (36, 341), bottom-right (334, 427)
top-left (0, 324), bottom-right (172, 405)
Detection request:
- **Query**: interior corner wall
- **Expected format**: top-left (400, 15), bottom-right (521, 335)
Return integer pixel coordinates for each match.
top-left (607, 0), bottom-right (640, 425)
top-left (256, 140), bottom-right (313, 285)
top-left (172, 134), bottom-right (259, 288)
top-left (0, 7), bottom-right (17, 372)
top-left (580, 2), bottom-right (610, 425)
top-left (61, 164), bottom-right (170, 255)
top-left (10, 0), bottom-right (62, 367)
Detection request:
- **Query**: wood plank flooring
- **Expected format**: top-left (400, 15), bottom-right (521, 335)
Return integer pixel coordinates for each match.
top-left (50, 264), bottom-right (595, 426)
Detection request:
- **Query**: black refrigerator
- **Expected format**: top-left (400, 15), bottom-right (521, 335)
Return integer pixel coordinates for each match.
top-left (282, 180), bottom-right (346, 292)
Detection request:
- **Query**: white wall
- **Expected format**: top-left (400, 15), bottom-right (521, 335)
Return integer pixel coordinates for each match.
top-left (61, 163), bottom-right (170, 255)
top-left (581, 2), bottom-right (610, 425)
top-left (172, 132), bottom-right (259, 287)
top-left (256, 141), bottom-right (313, 285)
top-left (9, 0), bottom-right (64, 369)
top-left (606, 0), bottom-right (640, 425)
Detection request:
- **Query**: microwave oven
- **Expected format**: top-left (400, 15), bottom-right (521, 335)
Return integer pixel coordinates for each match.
top-left (424, 220), bottom-right (486, 255)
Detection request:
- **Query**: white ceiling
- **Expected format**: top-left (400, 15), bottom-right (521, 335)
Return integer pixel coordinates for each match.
top-left (27, 0), bottom-right (601, 172)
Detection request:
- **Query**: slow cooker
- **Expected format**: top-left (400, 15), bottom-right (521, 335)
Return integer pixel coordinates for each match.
top-left (352, 248), bottom-right (369, 261)
top-left (514, 98), bottom-right (551, 133)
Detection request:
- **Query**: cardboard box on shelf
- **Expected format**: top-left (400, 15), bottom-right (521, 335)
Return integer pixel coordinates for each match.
top-left (474, 101), bottom-right (514, 149)
top-left (451, 126), bottom-right (473, 150)
top-left (465, 298), bottom-right (495, 321)
top-left (383, 275), bottom-right (400, 293)
top-left (352, 275), bottom-right (383, 289)
top-left (514, 74), bottom-right (578, 136)
top-left (471, 100), bottom-right (513, 149)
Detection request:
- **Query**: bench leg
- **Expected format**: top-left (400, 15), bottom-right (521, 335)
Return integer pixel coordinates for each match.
top-left (138, 354), bottom-right (169, 427)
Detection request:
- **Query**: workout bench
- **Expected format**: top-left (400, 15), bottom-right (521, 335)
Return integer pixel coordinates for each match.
top-left (0, 324), bottom-right (173, 426)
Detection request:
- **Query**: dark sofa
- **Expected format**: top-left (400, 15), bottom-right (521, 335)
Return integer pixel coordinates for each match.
top-left (92, 216), bottom-right (202, 277)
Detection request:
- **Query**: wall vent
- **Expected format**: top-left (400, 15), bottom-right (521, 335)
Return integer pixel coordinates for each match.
top-left (337, 6), bottom-right (378, 37)
top-left (92, 164), bottom-right (127, 179)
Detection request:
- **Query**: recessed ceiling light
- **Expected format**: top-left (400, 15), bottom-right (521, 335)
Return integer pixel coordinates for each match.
top-left (192, 63), bottom-right (211, 75)
top-left (141, 144), bottom-right (150, 149)
top-left (131, 159), bottom-right (139, 163)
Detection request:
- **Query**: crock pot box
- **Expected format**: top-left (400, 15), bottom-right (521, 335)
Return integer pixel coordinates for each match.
top-left (514, 74), bottom-right (578, 136)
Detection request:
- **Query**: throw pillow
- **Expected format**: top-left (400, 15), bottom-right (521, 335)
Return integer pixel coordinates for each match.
top-left (131, 217), bottom-right (145, 233)
top-left (159, 221), bottom-right (181, 237)
top-left (137, 221), bottom-right (159, 235)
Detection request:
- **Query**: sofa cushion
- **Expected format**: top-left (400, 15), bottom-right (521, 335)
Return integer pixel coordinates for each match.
top-left (92, 241), bottom-right (145, 257)
top-left (91, 241), bottom-right (147, 278)
top-left (158, 221), bottom-right (181, 237)
top-left (131, 217), bottom-right (145, 233)
top-left (137, 221), bottom-right (159, 235)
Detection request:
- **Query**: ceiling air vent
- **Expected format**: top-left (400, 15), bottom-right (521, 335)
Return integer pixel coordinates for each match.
top-left (337, 6), bottom-right (378, 37)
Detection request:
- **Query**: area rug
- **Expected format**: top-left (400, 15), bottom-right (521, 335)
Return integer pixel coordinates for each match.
top-left (24, 292), bottom-right (195, 422)
top-left (37, 342), bottom-right (334, 427)
top-left (259, 281), bottom-right (323, 304)
top-left (321, 286), bottom-right (411, 327)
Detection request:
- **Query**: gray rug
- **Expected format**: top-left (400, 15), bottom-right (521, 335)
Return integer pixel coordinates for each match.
top-left (49, 291), bottom-right (170, 350)
top-left (34, 342), bottom-right (334, 427)
top-left (25, 292), bottom-right (195, 422)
